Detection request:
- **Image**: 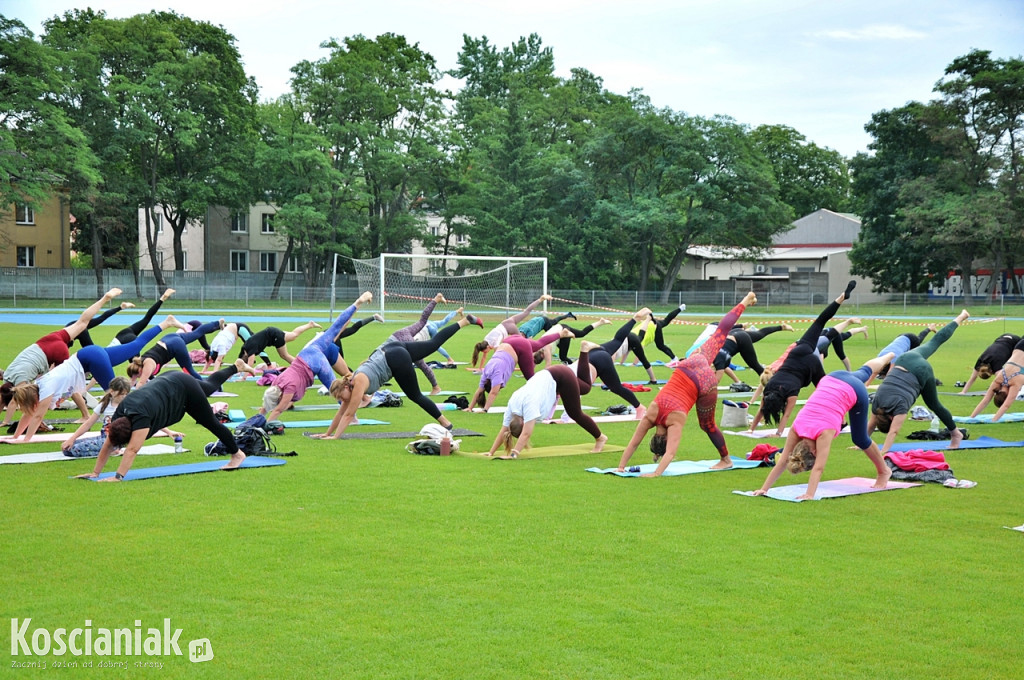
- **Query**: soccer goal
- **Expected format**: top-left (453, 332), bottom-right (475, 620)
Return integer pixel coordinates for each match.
top-left (350, 254), bottom-right (548, 317)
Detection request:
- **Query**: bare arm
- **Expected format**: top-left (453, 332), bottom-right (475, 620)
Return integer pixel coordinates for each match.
top-left (97, 429), bottom-right (149, 481)
top-left (754, 430), bottom-right (801, 494)
top-left (777, 396), bottom-right (798, 435)
top-left (969, 383), bottom-right (997, 417)
top-left (482, 384), bottom-right (503, 412)
top-left (617, 417), bottom-right (654, 470)
top-left (959, 369), bottom-right (980, 394)
top-left (62, 412), bottom-right (102, 451)
top-left (990, 382), bottom-right (1022, 422)
top-left (796, 433), bottom-right (834, 500)
top-left (485, 425), bottom-right (511, 456)
top-left (266, 391), bottom-right (295, 423)
top-left (15, 396), bottom-right (54, 442)
top-left (509, 419), bottom-right (537, 456)
top-left (877, 413), bottom-right (907, 455)
top-left (640, 424), bottom-right (683, 477)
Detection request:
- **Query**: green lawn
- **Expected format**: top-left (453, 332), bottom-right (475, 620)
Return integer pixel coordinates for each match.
top-left (2, 304), bottom-right (1021, 679)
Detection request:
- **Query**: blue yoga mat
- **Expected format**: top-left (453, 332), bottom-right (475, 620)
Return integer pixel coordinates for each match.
top-left (953, 412), bottom-right (1024, 424)
top-left (82, 456), bottom-right (285, 481)
top-left (587, 456), bottom-right (763, 477)
top-left (887, 436), bottom-right (1024, 452)
top-left (227, 418), bottom-right (389, 429)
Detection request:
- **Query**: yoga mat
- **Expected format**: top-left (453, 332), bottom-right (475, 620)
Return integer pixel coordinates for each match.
top-left (587, 456), bottom-right (763, 476)
top-left (457, 443), bottom-right (624, 460)
top-left (394, 390), bottom-right (468, 397)
top-left (887, 436), bottom-right (1024, 452)
top-left (83, 456), bottom-right (285, 481)
top-left (941, 391), bottom-right (988, 397)
top-left (543, 414), bottom-right (639, 424)
top-left (1, 443), bottom-right (181, 465)
top-left (302, 428), bottom-right (484, 440)
top-left (732, 477), bottom-right (921, 502)
top-left (229, 418), bottom-right (390, 429)
top-left (478, 405), bottom-right (596, 415)
top-left (622, 380), bottom-right (667, 386)
top-left (718, 391), bottom-right (754, 400)
top-left (953, 412), bottom-right (1024, 424)
top-left (0, 431), bottom-right (169, 444)
top-left (1004, 524), bottom-right (1024, 533)
top-left (210, 391), bottom-right (238, 398)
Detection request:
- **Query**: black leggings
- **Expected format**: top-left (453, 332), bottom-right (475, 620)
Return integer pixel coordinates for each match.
top-left (67, 306), bottom-right (123, 348)
top-left (557, 323), bottom-right (598, 362)
top-left (597, 319), bottom-right (652, 370)
top-left (382, 321), bottom-right (463, 419)
top-left (547, 355), bottom-right (601, 439)
top-left (197, 364), bottom-right (239, 397)
top-left (588, 349), bottom-right (640, 408)
top-left (651, 306), bottom-right (685, 361)
top-left (335, 316), bottom-right (377, 358)
top-left (114, 298), bottom-right (165, 345)
top-left (720, 326), bottom-right (786, 374)
top-left (152, 373), bottom-right (238, 454)
top-left (819, 328), bottom-right (852, 361)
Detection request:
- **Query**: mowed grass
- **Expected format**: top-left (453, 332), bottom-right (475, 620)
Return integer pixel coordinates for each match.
top-left (1, 304), bottom-right (1022, 679)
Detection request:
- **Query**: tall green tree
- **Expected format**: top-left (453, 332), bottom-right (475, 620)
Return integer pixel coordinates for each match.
top-left (0, 15), bottom-right (99, 245)
top-left (290, 33), bottom-right (447, 269)
top-left (749, 124), bottom-right (850, 217)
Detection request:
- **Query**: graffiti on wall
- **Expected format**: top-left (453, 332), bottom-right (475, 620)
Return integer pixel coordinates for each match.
top-left (928, 270), bottom-right (1024, 298)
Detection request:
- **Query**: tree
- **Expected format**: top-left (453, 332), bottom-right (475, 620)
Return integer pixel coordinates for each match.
top-left (0, 15), bottom-right (99, 233)
top-left (749, 124), bottom-right (850, 217)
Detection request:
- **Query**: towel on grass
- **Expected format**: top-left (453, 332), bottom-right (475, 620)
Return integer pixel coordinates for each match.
top-left (733, 477), bottom-right (921, 502)
top-left (586, 456), bottom-right (763, 476)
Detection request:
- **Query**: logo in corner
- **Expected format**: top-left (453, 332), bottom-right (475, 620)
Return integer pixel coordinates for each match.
top-left (188, 638), bottom-right (213, 663)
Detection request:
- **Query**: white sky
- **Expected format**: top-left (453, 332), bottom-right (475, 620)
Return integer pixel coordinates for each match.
top-left (6, 0), bottom-right (1023, 157)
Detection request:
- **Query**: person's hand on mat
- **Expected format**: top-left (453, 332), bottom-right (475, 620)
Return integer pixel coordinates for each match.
top-left (751, 489), bottom-right (768, 496)
top-left (96, 476), bottom-right (121, 483)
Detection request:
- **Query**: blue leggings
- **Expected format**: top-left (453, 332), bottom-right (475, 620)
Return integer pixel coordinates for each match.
top-left (77, 324), bottom-right (163, 390)
top-left (427, 310), bottom-right (459, 362)
top-left (298, 304), bottom-right (359, 388)
top-left (826, 367), bottom-right (873, 449)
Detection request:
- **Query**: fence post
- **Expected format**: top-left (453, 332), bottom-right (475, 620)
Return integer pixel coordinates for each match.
top-left (903, 292), bottom-right (907, 313)
top-left (290, 287), bottom-right (293, 307)
top-left (13, 282), bottom-right (15, 307)
top-left (721, 291), bottom-right (725, 312)
top-left (62, 284), bottom-right (65, 308)
top-left (245, 287), bottom-right (249, 308)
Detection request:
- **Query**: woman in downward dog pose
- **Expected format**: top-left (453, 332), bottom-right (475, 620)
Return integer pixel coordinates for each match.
top-left (958, 332), bottom-right (1021, 394)
top-left (753, 353), bottom-right (895, 501)
top-left (313, 311), bottom-right (483, 440)
top-left (237, 321), bottom-right (323, 369)
top-left (472, 295), bottom-right (552, 369)
top-left (967, 335), bottom-right (1024, 423)
top-left (870, 310), bottom-right (969, 453)
top-left (615, 292), bottom-right (757, 477)
top-left (466, 327), bottom-right (574, 412)
top-left (484, 341), bottom-right (608, 458)
top-left (747, 281), bottom-right (857, 435)
top-left (126, 320), bottom-right (224, 386)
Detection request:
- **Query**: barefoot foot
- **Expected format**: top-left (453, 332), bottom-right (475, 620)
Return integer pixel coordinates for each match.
top-left (222, 451), bottom-right (246, 470)
top-left (591, 434), bottom-right (608, 453)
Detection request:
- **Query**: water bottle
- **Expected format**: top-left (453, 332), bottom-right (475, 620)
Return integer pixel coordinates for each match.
top-left (929, 416), bottom-right (940, 433)
top-left (174, 436), bottom-right (184, 453)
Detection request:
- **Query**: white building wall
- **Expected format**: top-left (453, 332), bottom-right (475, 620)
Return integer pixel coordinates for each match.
top-left (137, 208), bottom-right (205, 271)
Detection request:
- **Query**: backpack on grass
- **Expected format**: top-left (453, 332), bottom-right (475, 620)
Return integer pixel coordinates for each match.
top-left (204, 414), bottom-right (296, 457)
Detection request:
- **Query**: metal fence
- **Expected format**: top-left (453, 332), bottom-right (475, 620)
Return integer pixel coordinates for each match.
top-left (0, 267), bottom-right (1018, 315)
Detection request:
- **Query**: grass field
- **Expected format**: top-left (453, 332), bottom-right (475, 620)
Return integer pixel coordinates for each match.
top-left (2, 301), bottom-right (1022, 679)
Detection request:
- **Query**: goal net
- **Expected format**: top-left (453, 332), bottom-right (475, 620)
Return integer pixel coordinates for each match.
top-left (350, 254), bottom-right (548, 317)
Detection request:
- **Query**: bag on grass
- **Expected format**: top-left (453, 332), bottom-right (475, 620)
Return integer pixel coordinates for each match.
top-left (444, 395), bottom-right (470, 410)
top-left (405, 423), bottom-right (460, 456)
top-left (720, 400), bottom-right (749, 428)
top-left (204, 413), bottom-right (296, 457)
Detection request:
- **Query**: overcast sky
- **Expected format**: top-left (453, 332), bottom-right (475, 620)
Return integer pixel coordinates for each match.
top-left (7, 0), bottom-right (1023, 157)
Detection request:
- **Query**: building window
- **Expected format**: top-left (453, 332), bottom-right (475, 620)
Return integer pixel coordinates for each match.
top-left (153, 213), bottom-right (163, 233)
top-left (231, 213), bottom-right (248, 233)
top-left (456, 232), bottom-right (468, 245)
top-left (260, 252), bottom-right (277, 273)
top-left (261, 213), bottom-right (275, 234)
top-left (15, 205), bottom-right (35, 225)
top-left (288, 255), bottom-right (302, 273)
top-left (230, 250), bottom-right (248, 272)
top-left (16, 246), bottom-right (35, 268)
top-left (428, 225), bottom-right (440, 238)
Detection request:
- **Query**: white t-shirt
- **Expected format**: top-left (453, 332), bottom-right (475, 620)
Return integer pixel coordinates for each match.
top-left (36, 356), bottom-right (87, 402)
top-left (503, 371), bottom-right (557, 426)
top-left (210, 328), bottom-right (237, 356)
top-left (484, 325), bottom-right (508, 349)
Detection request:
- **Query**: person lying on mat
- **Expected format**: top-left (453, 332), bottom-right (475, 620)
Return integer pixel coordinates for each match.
top-left (483, 341), bottom-right (608, 459)
top-left (465, 327), bottom-right (572, 412)
top-left (615, 292), bottom-right (756, 477)
top-left (471, 294), bottom-right (552, 369)
top-left (75, 371), bottom-right (246, 481)
top-left (869, 310), bottom-right (969, 454)
top-left (967, 335), bottom-right (1024, 423)
top-left (753, 353), bottom-right (895, 500)
top-left (260, 293), bottom-right (373, 422)
top-left (312, 311), bottom-right (483, 440)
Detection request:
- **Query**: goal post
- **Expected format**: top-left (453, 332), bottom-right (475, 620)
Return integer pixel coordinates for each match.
top-left (349, 254), bottom-right (548, 318)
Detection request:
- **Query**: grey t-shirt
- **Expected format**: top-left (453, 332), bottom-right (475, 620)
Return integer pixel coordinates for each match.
top-left (354, 349), bottom-right (391, 394)
top-left (5, 344), bottom-right (49, 386)
top-left (872, 367), bottom-right (920, 415)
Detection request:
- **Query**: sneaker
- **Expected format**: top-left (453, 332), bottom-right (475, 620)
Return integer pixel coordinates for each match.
top-left (678, 303), bottom-right (686, 312)
top-left (566, 311), bottom-right (577, 321)
top-left (466, 314), bottom-right (484, 329)
top-left (373, 313), bottom-right (385, 324)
